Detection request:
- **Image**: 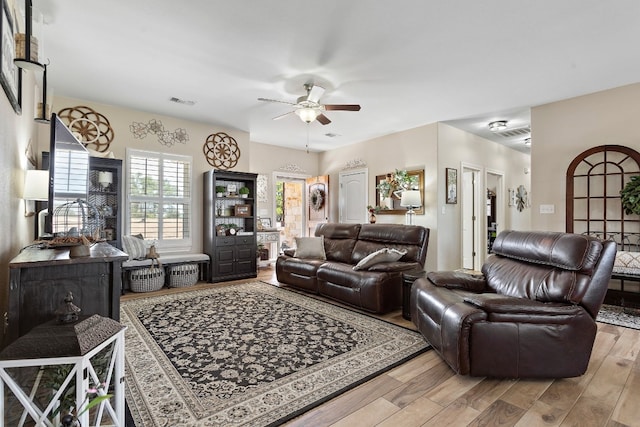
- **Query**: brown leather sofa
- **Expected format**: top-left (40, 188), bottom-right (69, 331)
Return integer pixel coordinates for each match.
top-left (276, 223), bottom-right (430, 313)
top-left (411, 230), bottom-right (616, 378)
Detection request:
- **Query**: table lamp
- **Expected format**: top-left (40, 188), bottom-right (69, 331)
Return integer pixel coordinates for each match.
top-left (400, 190), bottom-right (421, 225)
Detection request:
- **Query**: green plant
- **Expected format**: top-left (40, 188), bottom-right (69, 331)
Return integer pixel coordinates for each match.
top-left (239, 186), bottom-right (250, 195)
top-left (215, 185), bottom-right (226, 194)
top-left (621, 176), bottom-right (640, 215)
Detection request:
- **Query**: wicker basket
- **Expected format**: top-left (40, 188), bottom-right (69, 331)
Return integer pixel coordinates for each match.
top-left (130, 266), bottom-right (165, 292)
top-left (168, 263), bottom-right (199, 288)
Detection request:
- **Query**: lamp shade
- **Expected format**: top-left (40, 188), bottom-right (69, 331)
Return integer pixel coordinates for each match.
top-left (295, 107), bottom-right (320, 123)
top-left (98, 171), bottom-right (113, 185)
top-left (400, 190), bottom-right (421, 208)
top-left (23, 170), bottom-right (49, 200)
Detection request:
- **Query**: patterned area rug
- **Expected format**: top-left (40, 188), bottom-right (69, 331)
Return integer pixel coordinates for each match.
top-left (121, 282), bottom-right (429, 426)
top-left (597, 304), bottom-right (640, 330)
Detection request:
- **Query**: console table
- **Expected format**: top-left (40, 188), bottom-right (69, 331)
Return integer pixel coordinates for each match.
top-left (5, 243), bottom-right (127, 349)
top-left (257, 230), bottom-right (281, 267)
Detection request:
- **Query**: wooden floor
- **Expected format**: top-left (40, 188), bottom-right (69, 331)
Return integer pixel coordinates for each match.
top-left (122, 267), bottom-right (640, 427)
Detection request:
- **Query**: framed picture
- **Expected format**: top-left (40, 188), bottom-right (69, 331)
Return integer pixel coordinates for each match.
top-left (374, 169), bottom-right (425, 215)
top-left (260, 217), bottom-right (272, 229)
top-left (0, 0), bottom-right (21, 114)
top-left (446, 168), bottom-right (457, 204)
top-left (234, 204), bottom-right (251, 217)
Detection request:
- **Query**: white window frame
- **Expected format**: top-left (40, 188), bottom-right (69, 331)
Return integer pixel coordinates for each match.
top-left (125, 148), bottom-right (193, 251)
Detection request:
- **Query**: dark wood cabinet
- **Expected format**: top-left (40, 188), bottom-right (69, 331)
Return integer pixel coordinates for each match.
top-left (4, 242), bottom-right (128, 350)
top-left (204, 170), bottom-right (258, 282)
top-left (88, 157), bottom-right (123, 249)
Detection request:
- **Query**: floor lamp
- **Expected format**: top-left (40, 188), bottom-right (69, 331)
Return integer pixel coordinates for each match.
top-left (400, 190), bottom-right (421, 225)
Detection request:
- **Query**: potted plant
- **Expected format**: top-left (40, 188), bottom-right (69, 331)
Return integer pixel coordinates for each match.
top-left (215, 185), bottom-right (226, 197)
top-left (621, 176), bottom-right (640, 215)
top-left (239, 186), bottom-right (250, 198)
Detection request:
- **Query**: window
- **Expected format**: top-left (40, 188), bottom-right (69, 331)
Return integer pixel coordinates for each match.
top-left (126, 149), bottom-right (192, 249)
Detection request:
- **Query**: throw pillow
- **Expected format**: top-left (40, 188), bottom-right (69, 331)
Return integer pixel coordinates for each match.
top-left (123, 234), bottom-right (147, 260)
top-left (353, 247), bottom-right (407, 271)
top-left (294, 236), bottom-right (327, 259)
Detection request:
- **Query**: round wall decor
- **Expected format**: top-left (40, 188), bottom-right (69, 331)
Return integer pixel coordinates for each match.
top-left (203, 132), bottom-right (241, 169)
top-left (57, 106), bottom-right (115, 152)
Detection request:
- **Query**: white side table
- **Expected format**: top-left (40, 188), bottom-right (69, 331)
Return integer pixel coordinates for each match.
top-left (0, 315), bottom-right (126, 427)
top-left (257, 230), bottom-right (281, 267)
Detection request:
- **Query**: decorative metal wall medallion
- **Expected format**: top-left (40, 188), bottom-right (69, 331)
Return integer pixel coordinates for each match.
top-left (129, 119), bottom-right (189, 146)
top-left (57, 106), bottom-right (115, 152)
top-left (203, 132), bottom-right (241, 169)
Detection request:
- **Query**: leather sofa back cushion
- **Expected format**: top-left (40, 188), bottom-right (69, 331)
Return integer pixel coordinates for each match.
top-left (353, 224), bottom-right (428, 264)
top-left (491, 230), bottom-right (603, 274)
top-left (315, 223), bottom-right (360, 264)
top-left (483, 255), bottom-right (593, 304)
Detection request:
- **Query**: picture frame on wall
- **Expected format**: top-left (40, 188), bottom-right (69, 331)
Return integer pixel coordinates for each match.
top-left (446, 168), bottom-right (457, 204)
top-left (0, 0), bottom-right (21, 114)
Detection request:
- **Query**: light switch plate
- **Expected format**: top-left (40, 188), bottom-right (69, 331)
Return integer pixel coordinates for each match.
top-left (539, 204), bottom-right (555, 214)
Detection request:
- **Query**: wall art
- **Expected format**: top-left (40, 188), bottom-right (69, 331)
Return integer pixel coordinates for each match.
top-left (446, 168), bottom-right (457, 204)
top-left (203, 132), bottom-right (240, 169)
top-left (0, 0), bottom-right (21, 114)
top-left (58, 105), bottom-right (115, 152)
top-left (130, 118), bottom-right (189, 147)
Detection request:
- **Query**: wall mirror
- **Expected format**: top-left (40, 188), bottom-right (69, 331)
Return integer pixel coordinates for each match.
top-left (375, 169), bottom-right (424, 215)
top-left (43, 114), bottom-right (90, 235)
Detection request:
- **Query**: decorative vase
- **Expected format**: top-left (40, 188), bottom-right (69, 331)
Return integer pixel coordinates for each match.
top-left (369, 213), bottom-right (376, 224)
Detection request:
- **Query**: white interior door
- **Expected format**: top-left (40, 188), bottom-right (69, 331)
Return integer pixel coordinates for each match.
top-left (339, 168), bottom-right (368, 223)
top-left (462, 166), bottom-right (482, 270)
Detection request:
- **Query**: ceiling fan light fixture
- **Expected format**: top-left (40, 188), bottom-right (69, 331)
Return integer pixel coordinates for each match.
top-left (295, 107), bottom-right (320, 123)
top-left (488, 120), bottom-right (508, 132)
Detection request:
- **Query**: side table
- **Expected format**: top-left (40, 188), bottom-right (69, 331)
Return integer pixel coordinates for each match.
top-left (402, 268), bottom-right (426, 320)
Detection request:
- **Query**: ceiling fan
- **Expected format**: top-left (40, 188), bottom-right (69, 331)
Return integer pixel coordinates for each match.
top-left (258, 84), bottom-right (361, 125)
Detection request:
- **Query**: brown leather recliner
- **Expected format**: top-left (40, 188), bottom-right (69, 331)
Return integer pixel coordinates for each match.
top-left (411, 230), bottom-right (616, 378)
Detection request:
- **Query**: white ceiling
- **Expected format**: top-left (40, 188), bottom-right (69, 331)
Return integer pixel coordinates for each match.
top-left (32, 0), bottom-right (640, 153)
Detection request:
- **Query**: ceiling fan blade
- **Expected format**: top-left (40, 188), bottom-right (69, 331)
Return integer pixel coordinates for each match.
top-left (316, 114), bottom-right (331, 125)
top-left (307, 85), bottom-right (325, 103)
top-left (258, 97), bottom-right (297, 106)
top-left (273, 111), bottom-right (295, 120)
top-left (323, 104), bottom-right (361, 111)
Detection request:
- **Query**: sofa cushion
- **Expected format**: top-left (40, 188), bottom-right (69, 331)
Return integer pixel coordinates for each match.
top-left (315, 223), bottom-right (360, 263)
top-left (353, 248), bottom-right (407, 270)
top-left (294, 236), bottom-right (327, 259)
top-left (122, 234), bottom-right (147, 260)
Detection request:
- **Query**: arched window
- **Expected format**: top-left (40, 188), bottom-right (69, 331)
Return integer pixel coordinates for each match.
top-left (566, 145), bottom-right (640, 248)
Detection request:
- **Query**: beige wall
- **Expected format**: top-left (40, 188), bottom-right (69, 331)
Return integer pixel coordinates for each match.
top-left (47, 96), bottom-right (258, 254)
top-left (319, 124), bottom-right (440, 271)
top-left (436, 123), bottom-right (532, 270)
top-left (531, 82), bottom-right (640, 231)
top-left (1, 71), bottom-right (38, 312)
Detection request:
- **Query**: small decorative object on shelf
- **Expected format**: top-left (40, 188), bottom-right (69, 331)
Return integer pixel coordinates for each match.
top-left (239, 186), bottom-right (250, 198)
top-left (216, 185), bottom-right (226, 197)
top-left (367, 205), bottom-right (380, 224)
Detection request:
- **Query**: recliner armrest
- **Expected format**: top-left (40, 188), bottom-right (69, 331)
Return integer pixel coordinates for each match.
top-left (427, 271), bottom-right (487, 292)
top-left (463, 293), bottom-right (583, 316)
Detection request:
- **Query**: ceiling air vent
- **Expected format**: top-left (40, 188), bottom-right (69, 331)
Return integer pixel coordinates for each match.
top-left (496, 127), bottom-right (530, 138)
top-left (169, 97), bottom-right (196, 106)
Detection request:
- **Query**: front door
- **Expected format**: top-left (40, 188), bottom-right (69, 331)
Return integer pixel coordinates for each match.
top-left (306, 175), bottom-right (329, 236)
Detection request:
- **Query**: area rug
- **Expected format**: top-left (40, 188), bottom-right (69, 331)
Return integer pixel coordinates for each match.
top-left (597, 304), bottom-right (640, 330)
top-left (121, 282), bottom-right (429, 426)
